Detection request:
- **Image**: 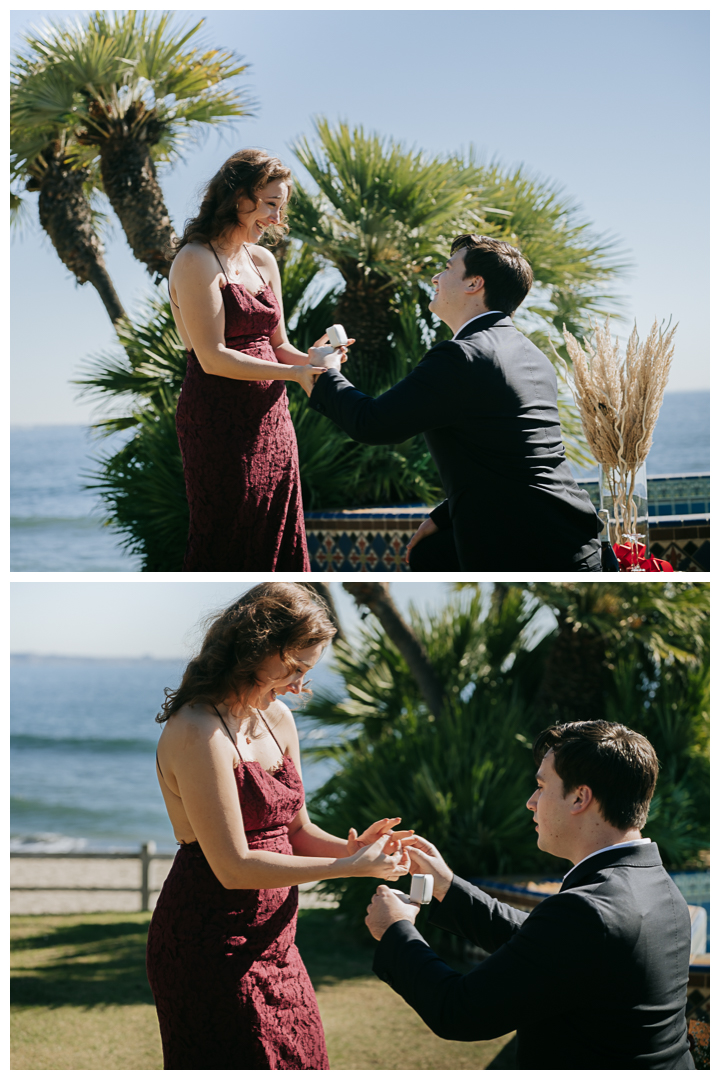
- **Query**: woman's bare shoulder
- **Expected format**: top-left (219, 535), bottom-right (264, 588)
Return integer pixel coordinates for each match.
top-left (161, 703), bottom-right (225, 751)
top-left (248, 243), bottom-right (278, 270)
top-left (172, 242), bottom-right (220, 277)
top-left (263, 699), bottom-right (298, 753)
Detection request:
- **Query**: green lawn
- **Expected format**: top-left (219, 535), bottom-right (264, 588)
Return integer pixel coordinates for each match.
top-left (11, 910), bottom-right (515, 1070)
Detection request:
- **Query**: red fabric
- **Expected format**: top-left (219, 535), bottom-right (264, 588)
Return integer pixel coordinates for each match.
top-left (176, 281), bottom-right (310, 571)
top-left (146, 757), bottom-right (328, 1069)
top-left (613, 543), bottom-right (674, 573)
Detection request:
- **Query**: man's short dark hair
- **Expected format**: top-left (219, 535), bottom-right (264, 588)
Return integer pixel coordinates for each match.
top-left (450, 234), bottom-right (533, 315)
top-left (533, 720), bottom-right (659, 830)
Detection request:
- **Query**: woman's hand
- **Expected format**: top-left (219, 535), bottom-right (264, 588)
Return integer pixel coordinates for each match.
top-left (404, 834), bottom-right (453, 901)
top-left (293, 364), bottom-right (329, 398)
top-left (347, 817), bottom-right (414, 856)
top-left (308, 333), bottom-right (354, 370)
top-left (343, 832), bottom-right (411, 880)
top-left (405, 516), bottom-right (439, 563)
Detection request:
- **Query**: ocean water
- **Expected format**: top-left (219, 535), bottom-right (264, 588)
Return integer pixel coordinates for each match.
top-left (11, 426), bottom-right (139, 571)
top-left (10, 656), bottom-right (347, 854)
top-left (10, 391), bottom-right (709, 571)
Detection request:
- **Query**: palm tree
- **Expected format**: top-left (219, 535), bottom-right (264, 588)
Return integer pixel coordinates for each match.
top-left (289, 121), bottom-right (627, 462)
top-left (12, 11), bottom-right (253, 281)
top-left (459, 582), bottom-right (709, 726)
top-left (341, 584), bottom-right (446, 718)
top-left (290, 120), bottom-right (487, 392)
top-left (11, 60), bottom-right (126, 325)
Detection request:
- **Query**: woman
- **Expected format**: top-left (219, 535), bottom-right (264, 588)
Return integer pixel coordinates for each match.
top-left (146, 583), bottom-right (411, 1069)
top-left (169, 149), bottom-right (336, 571)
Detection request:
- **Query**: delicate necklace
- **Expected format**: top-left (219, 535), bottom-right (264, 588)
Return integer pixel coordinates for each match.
top-left (223, 704), bottom-right (253, 745)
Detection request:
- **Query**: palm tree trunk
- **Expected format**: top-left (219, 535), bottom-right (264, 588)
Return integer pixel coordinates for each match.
top-left (99, 136), bottom-right (176, 280)
top-left (534, 624), bottom-right (609, 725)
top-left (342, 583), bottom-right (445, 717)
top-left (335, 277), bottom-right (396, 394)
top-left (37, 153), bottom-right (127, 326)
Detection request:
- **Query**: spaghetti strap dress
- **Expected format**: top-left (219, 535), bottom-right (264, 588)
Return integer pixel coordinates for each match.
top-left (174, 244), bottom-right (310, 571)
top-left (146, 709), bottom-right (329, 1070)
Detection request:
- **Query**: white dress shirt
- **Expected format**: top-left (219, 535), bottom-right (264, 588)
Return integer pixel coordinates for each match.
top-left (452, 312), bottom-right (504, 339)
top-left (563, 837), bottom-right (652, 880)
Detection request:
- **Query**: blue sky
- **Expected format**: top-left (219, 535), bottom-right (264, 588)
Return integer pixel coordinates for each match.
top-left (10, 581), bottom-right (460, 656)
top-left (11, 8), bottom-right (709, 424)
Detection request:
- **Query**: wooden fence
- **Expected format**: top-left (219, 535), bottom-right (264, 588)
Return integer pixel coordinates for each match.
top-left (11, 842), bottom-right (164, 911)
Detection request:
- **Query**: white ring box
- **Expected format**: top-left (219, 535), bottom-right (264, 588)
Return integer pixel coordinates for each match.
top-left (326, 324), bottom-right (349, 348)
top-left (409, 873), bottom-right (434, 905)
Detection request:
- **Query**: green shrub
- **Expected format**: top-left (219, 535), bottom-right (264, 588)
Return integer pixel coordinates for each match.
top-left (304, 584), bottom-right (709, 930)
top-left (309, 682), bottom-right (567, 930)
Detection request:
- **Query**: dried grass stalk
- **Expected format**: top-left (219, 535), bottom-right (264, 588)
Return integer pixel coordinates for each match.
top-left (551, 318), bottom-right (676, 545)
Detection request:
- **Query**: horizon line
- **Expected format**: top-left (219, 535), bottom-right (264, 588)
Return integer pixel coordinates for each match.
top-left (11, 652), bottom-right (186, 663)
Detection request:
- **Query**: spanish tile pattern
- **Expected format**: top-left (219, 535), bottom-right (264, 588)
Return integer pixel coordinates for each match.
top-left (576, 474), bottom-right (710, 518)
top-left (304, 475), bottom-right (710, 572)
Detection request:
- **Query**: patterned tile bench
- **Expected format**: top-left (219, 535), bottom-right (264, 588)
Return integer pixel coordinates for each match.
top-left (304, 474), bottom-right (709, 572)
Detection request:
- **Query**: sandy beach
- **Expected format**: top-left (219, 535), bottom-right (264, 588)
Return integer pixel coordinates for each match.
top-left (10, 856), bottom-right (337, 915)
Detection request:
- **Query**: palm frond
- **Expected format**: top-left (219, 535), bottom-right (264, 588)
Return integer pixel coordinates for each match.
top-left (85, 387), bottom-right (188, 571)
top-left (75, 291), bottom-right (187, 408)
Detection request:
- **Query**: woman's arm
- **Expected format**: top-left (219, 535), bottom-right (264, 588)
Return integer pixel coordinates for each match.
top-left (274, 700), bottom-right (412, 859)
top-left (171, 244), bottom-right (311, 383)
top-left (167, 713), bottom-right (407, 890)
top-left (252, 245), bottom-right (352, 370)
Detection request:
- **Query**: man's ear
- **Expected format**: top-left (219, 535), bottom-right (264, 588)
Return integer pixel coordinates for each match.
top-left (465, 274), bottom-right (485, 296)
top-left (569, 784), bottom-right (594, 815)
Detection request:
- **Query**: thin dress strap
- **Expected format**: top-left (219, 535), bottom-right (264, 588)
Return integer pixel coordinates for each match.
top-left (244, 243), bottom-right (267, 286)
top-left (212, 703), bottom-right (240, 749)
top-left (257, 710), bottom-right (284, 757)
top-left (207, 242), bottom-right (228, 286)
top-left (214, 703), bottom-right (284, 763)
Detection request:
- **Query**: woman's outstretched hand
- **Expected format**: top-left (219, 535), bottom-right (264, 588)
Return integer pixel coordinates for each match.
top-left (403, 834), bottom-right (454, 901)
top-left (347, 817), bottom-right (415, 856)
top-left (345, 832), bottom-right (411, 880)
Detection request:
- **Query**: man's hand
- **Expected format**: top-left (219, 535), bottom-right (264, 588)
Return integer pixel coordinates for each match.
top-left (405, 517), bottom-right (439, 563)
top-left (404, 835), bottom-right (453, 901)
top-left (365, 884), bottom-right (420, 941)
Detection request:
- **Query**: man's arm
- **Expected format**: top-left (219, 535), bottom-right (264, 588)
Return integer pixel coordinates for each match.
top-left (429, 501), bottom-right (452, 530)
top-left (405, 839), bottom-right (528, 953)
top-left (309, 341), bottom-right (465, 445)
top-left (428, 875), bottom-right (529, 952)
top-left (372, 891), bottom-right (604, 1042)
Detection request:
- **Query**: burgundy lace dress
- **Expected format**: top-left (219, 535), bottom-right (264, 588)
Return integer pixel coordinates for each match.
top-left (146, 752), bottom-right (328, 1070)
top-left (174, 253), bottom-right (310, 572)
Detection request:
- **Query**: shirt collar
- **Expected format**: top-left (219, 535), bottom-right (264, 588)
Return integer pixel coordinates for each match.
top-left (562, 838), bottom-right (652, 880)
top-left (452, 311), bottom-right (505, 339)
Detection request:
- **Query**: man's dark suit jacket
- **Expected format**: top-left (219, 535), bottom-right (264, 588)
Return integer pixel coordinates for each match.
top-left (373, 843), bottom-right (694, 1070)
top-left (310, 312), bottom-right (601, 570)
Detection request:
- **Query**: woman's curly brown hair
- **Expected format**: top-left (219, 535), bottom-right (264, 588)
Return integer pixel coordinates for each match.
top-left (156, 584), bottom-right (336, 723)
top-left (171, 148), bottom-right (292, 258)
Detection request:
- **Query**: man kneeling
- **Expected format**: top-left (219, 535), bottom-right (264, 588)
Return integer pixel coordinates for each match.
top-left (366, 721), bottom-right (694, 1070)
